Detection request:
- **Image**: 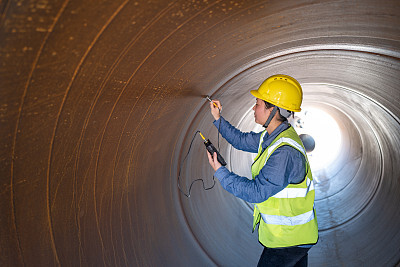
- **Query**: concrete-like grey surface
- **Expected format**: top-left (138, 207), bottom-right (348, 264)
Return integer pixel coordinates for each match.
top-left (1, 0), bottom-right (399, 266)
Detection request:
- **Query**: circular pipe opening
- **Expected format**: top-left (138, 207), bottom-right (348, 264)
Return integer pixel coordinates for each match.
top-left (176, 48), bottom-right (400, 266)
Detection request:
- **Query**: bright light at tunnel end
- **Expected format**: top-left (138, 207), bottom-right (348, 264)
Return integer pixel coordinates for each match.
top-left (292, 107), bottom-right (342, 177)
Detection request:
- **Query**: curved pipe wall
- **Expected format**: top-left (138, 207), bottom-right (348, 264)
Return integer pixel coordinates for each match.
top-left (1, 0), bottom-right (399, 266)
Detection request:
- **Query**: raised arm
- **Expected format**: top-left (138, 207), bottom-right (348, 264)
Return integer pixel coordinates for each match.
top-left (210, 100), bottom-right (262, 153)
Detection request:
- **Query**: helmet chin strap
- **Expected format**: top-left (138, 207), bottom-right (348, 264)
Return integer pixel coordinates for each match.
top-left (263, 106), bottom-right (278, 128)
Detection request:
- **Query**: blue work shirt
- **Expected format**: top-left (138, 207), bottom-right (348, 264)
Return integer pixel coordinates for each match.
top-left (213, 117), bottom-right (306, 204)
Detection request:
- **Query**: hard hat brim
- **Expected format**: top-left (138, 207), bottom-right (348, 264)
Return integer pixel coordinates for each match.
top-left (250, 89), bottom-right (266, 101)
top-left (250, 89), bottom-right (302, 112)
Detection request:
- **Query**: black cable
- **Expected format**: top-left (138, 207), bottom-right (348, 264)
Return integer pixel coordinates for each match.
top-left (177, 130), bottom-right (216, 198)
top-left (217, 113), bottom-right (221, 150)
top-left (177, 106), bottom-right (222, 198)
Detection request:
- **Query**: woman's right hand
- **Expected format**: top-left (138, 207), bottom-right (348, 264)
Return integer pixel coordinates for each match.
top-left (210, 100), bottom-right (221, 120)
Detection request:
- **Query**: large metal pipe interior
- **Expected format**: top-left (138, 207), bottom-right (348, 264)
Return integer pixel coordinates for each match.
top-left (1, 0), bottom-right (399, 266)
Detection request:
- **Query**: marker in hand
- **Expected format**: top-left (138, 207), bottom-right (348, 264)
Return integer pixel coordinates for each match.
top-left (206, 95), bottom-right (220, 109)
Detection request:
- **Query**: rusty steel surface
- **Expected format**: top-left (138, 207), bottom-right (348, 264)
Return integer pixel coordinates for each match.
top-left (1, 0), bottom-right (400, 266)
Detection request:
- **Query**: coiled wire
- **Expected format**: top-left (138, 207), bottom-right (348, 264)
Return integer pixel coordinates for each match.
top-left (177, 108), bottom-right (222, 198)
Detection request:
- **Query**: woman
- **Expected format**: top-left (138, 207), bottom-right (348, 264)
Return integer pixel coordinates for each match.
top-left (207, 74), bottom-right (318, 267)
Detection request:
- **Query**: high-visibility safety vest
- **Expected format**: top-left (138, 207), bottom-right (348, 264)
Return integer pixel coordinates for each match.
top-left (252, 125), bottom-right (318, 248)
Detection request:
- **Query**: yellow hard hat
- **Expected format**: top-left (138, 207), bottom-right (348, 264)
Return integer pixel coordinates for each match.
top-left (250, 74), bottom-right (303, 112)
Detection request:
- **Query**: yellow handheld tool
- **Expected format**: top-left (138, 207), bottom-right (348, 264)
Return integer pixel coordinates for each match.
top-left (205, 95), bottom-right (219, 109)
top-left (199, 132), bottom-right (227, 166)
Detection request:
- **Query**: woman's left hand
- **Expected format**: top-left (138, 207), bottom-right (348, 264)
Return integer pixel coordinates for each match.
top-left (207, 151), bottom-right (222, 171)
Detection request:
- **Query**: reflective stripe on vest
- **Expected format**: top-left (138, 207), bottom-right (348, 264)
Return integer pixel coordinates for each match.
top-left (259, 209), bottom-right (315, 226)
top-left (257, 130), bottom-right (268, 153)
top-left (271, 178), bottom-right (314, 198)
top-left (266, 137), bottom-right (306, 162)
top-left (256, 135), bottom-right (307, 169)
top-left (263, 136), bottom-right (313, 199)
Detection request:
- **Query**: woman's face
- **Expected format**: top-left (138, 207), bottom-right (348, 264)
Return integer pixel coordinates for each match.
top-left (252, 98), bottom-right (271, 125)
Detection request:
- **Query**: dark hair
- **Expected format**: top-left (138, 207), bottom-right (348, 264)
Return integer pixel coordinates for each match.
top-left (263, 101), bottom-right (287, 122)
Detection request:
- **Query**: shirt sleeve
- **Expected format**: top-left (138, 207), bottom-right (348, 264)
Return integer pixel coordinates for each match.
top-left (213, 117), bottom-right (262, 153)
top-left (214, 145), bottom-right (306, 203)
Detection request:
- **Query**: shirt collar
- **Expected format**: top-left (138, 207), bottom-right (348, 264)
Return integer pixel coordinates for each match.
top-left (261, 121), bottom-right (290, 149)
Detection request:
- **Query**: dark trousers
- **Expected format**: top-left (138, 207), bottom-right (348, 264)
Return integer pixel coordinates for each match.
top-left (257, 246), bottom-right (310, 267)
